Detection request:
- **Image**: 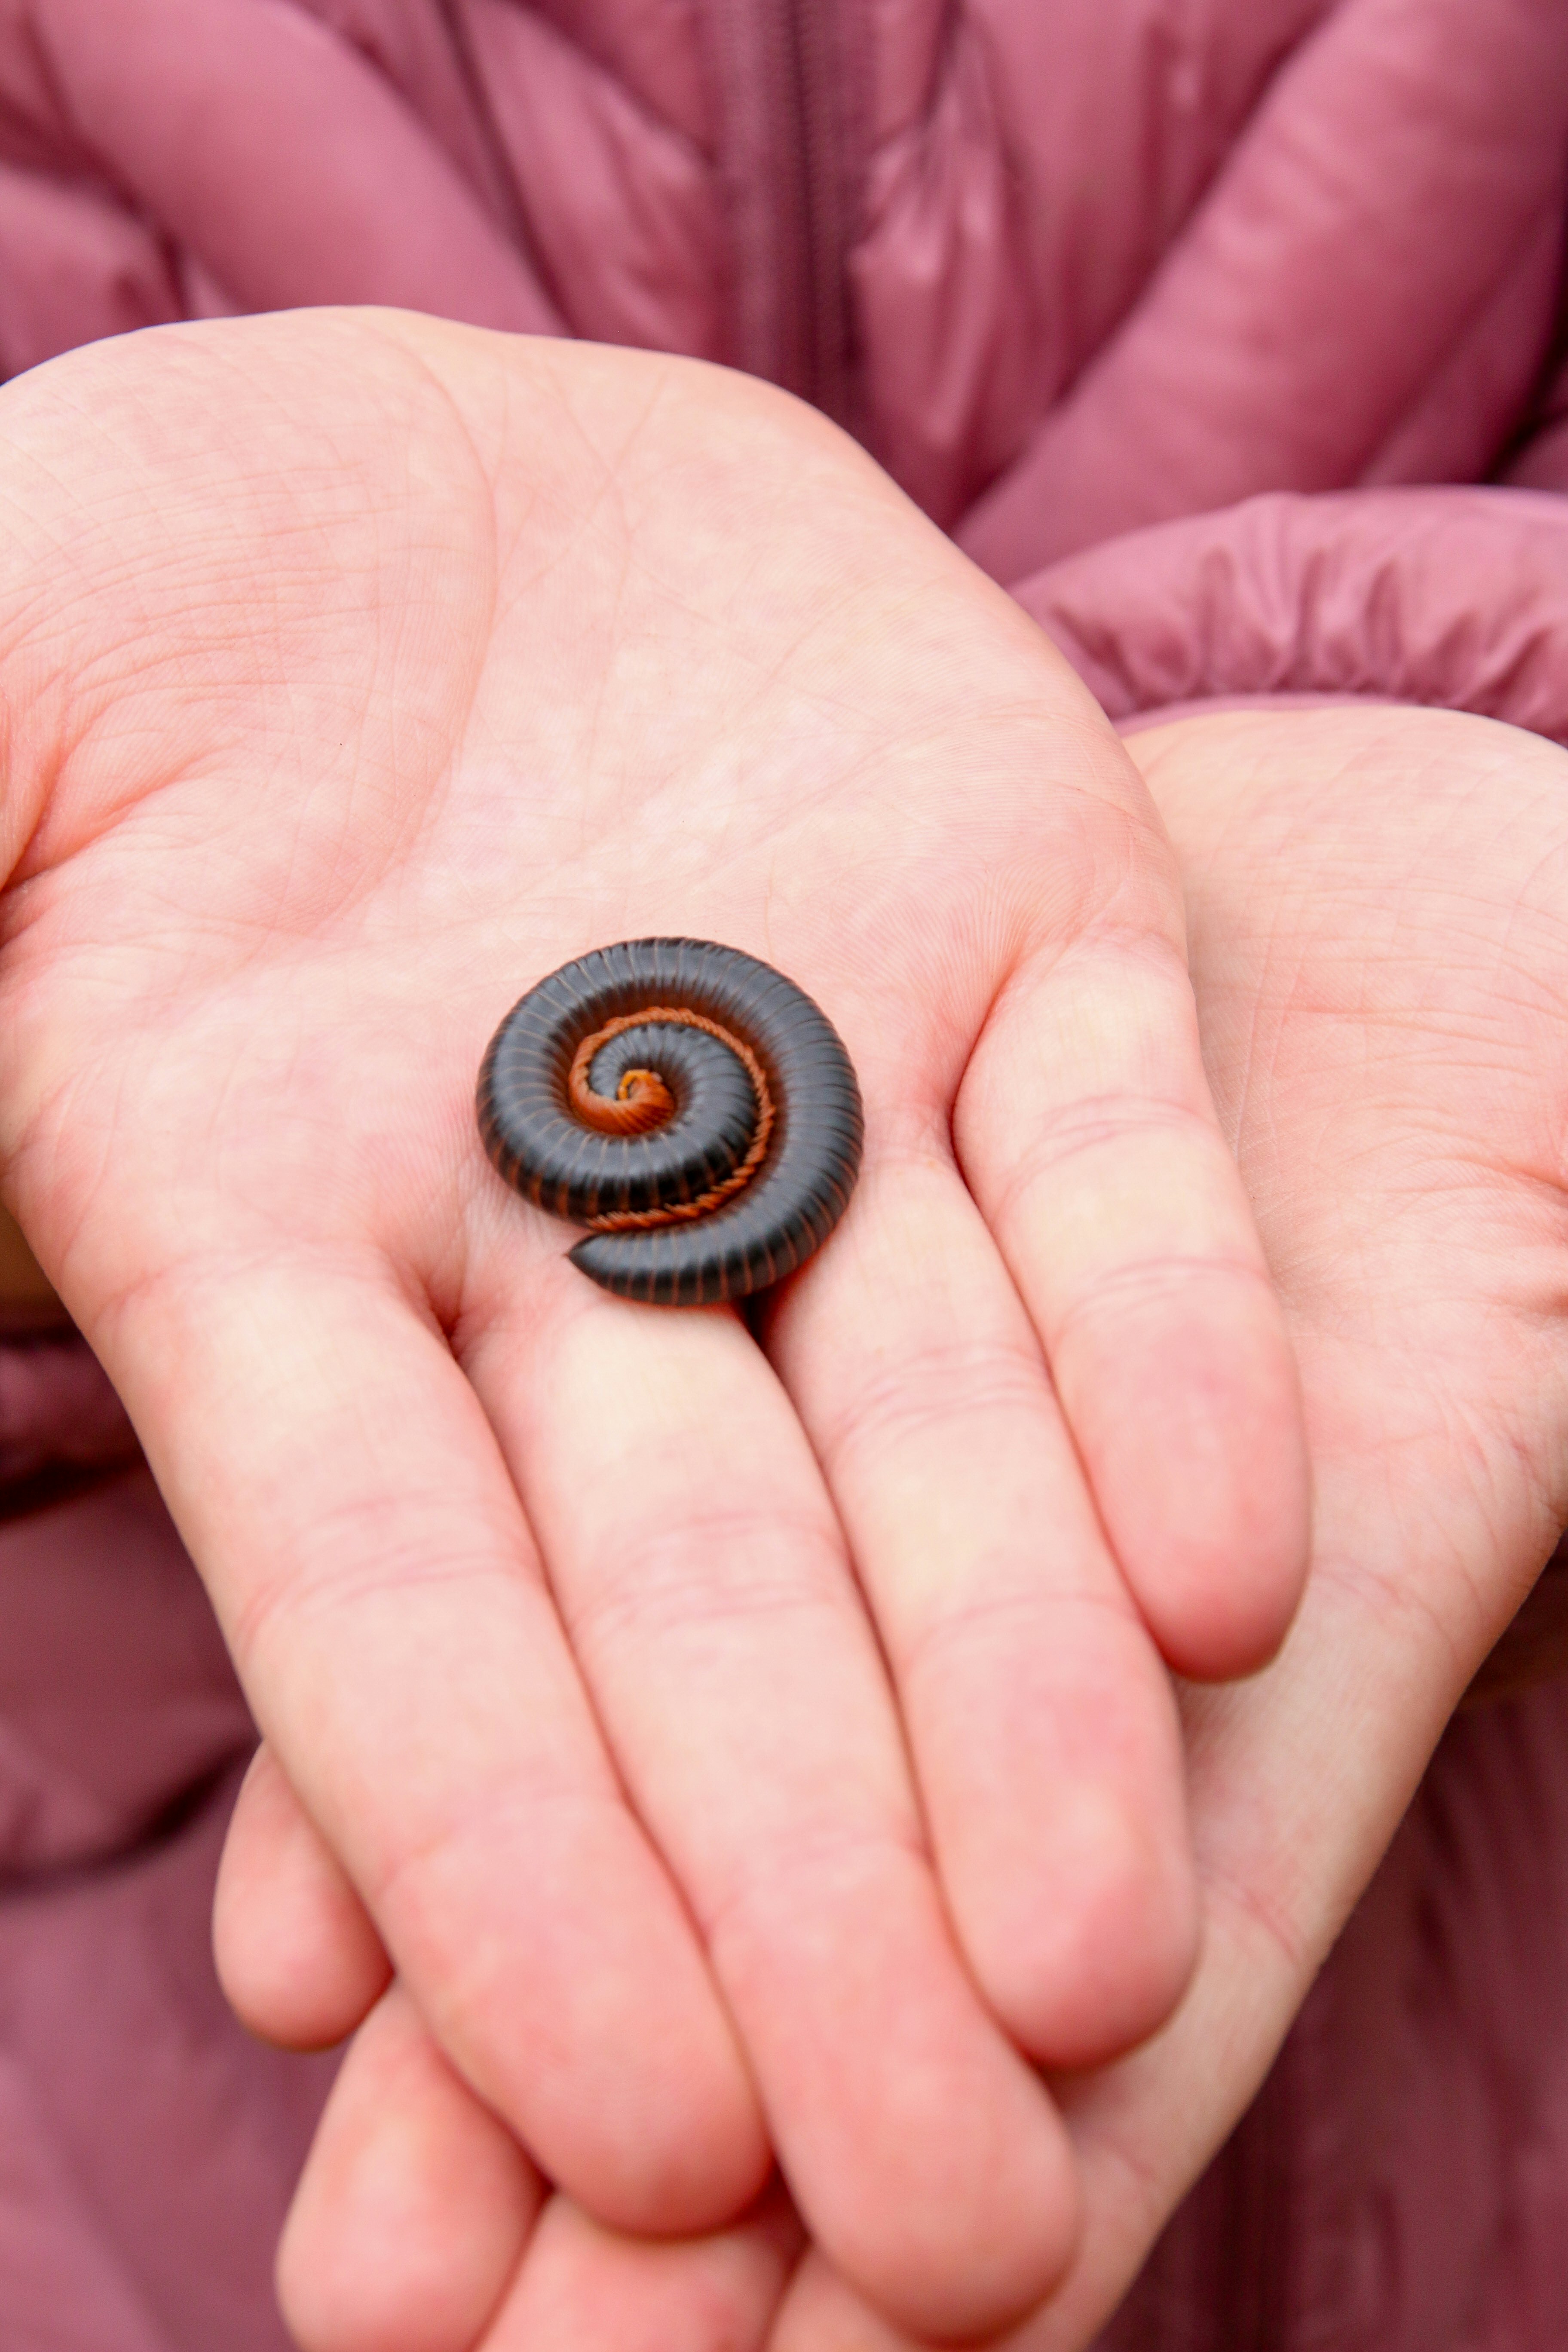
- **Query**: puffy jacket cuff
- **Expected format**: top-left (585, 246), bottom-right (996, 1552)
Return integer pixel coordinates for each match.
top-left (1006, 485), bottom-right (1568, 743)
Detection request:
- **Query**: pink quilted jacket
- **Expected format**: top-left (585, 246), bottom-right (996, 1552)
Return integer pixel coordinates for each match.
top-left (4, 3), bottom-right (1568, 2346)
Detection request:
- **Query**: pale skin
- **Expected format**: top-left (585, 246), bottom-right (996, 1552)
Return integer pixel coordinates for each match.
top-left (0, 310), bottom-right (1308, 2341)
top-left (246, 702), bottom-right (1568, 2352)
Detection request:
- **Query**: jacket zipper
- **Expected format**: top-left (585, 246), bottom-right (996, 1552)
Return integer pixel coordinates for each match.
top-left (776, 0), bottom-right (850, 419)
top-left (708, 0), bottom-right (853, 422)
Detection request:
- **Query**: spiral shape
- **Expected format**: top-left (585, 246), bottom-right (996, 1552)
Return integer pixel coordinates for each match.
top-left (477, 939), bottom-right (864, 1305)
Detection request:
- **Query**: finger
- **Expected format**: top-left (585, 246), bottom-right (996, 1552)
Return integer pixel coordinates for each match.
top-left (486, 2181), bottom-right (801, 2352)
top-left (768, 1139), bottom-right (1197, 2070)
top-left (957, 921), bottom-right (1311, 1681)
top-left (464, 1262), bottom-right (1080, 2344)
top-left (106, 1249), bottom-right (767, 2234)
top-left (277, 1979), bottom-right (542, 2352)
top-left (214, 1740), bottom-right (391, 2050)
top-left (769, 2253), bottom-right (916, 2352)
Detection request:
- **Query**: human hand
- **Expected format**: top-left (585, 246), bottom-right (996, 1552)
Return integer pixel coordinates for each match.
top-left (251, 698), bottom-right (1568, 2350)
top-left (0, 309), bottom-right (1305, 2335)
top-left (792, 698), bottom-right (1568, 2348)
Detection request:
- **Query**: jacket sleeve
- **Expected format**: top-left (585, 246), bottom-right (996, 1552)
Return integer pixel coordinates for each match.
top-left (1006, 483), bottom-right (1568, 745)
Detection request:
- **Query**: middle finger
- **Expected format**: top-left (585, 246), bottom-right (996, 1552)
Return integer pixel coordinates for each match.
top-left (767, 1129), bottom-right (1197, 2073)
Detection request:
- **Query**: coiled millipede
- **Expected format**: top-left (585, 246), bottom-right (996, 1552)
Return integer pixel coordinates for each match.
top-left (477, 938), bottom-right (864, 1305)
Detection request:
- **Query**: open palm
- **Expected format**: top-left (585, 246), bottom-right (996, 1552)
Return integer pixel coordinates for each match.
top-left (0, 309), bottom-right (1305, 2340)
